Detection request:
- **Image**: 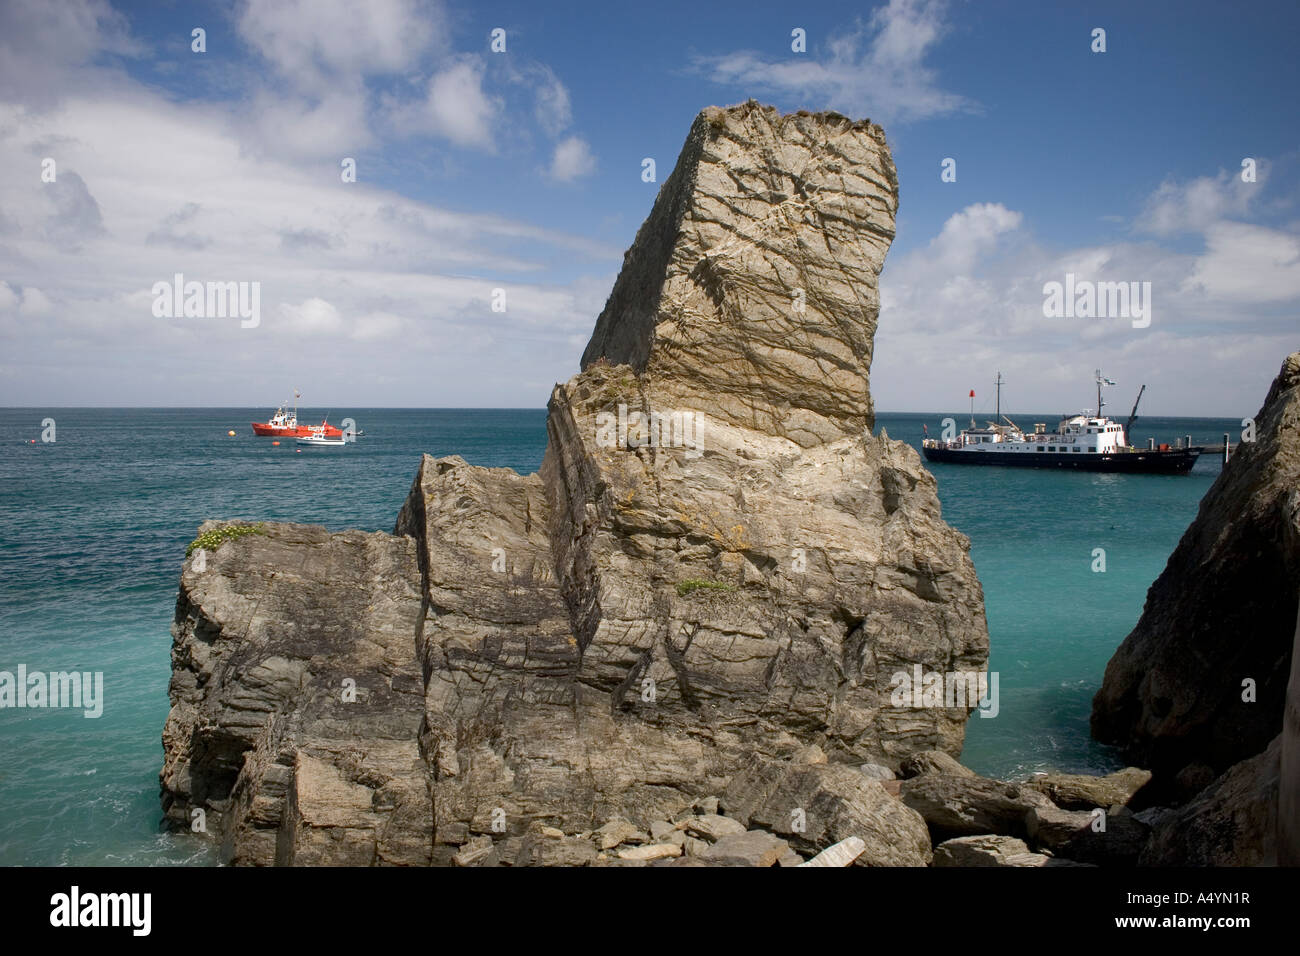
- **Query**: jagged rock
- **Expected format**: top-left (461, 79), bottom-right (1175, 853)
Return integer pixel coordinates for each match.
top-left (1093, 352), bottom-right (1300, 788)
top-left (1058, 806), bottom-right (1150, 867)
top-left (700, 830), bottom-right (790, 867)
top-left (724, 755), bottom-right (932, 866)
top-left (618, 843), bottom-right (682, 861)
top-left (160, 522), bottom-right (427, 866)
top-left (453, 835), bottom-right (496, 867)
top-left (1026, 767), bottom-right (1151, 810)
top-left (693, 796), bottom-right (721, 816)
top-left (796, 744), bottom-right (829, 765)
top-left (899, 750), bottom-right (975, 779)
top-left (516, 826), bottom-right (599, 867)
top-left (1140, 736), bottom-right (1280, 866)
top-left (159, 103), bottom-right (989, 865)
top-left (649, 820), bottom-right (675, 841)
top-left (1282, 585), bottom-right (1300, 865)
top-left (581, 102), bottom-right (897, 448)
top-left (932, 835), bottom-right (1031, 866)
top-left (860, 763), bottom-right (895, 781)
top-left (1025, 804), bottom-right (1096, 850)
top-left (684, 814), bottom-right (747, 842)
top-left (798, 836), bottom-right (866, 867)
top-left (595, 818), bottom-right (649, 849)
top-left (899, 772), bottom-right (1053, 840)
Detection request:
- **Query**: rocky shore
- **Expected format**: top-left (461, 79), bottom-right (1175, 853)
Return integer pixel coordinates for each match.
top-left (159, 101), bottom-right (1297, 866)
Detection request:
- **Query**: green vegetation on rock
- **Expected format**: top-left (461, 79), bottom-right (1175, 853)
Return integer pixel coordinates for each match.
top-left (675, 578), bottom-right (736, 597)
top-left (186, 522), bottom-right (266, 557)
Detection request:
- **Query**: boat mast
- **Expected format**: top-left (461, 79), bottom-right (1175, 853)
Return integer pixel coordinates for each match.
top-left (1095, 369), bottom-right (1104, 418)
top-left (995, 371), bottom-right (1004, 426)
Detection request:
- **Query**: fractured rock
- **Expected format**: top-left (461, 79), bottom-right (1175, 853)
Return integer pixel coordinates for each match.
top-left (725, 755), bottom-right (931, 866)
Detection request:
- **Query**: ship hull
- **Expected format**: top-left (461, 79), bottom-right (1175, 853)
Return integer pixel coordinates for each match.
top-left (921, 446), bottom-right (1200, 474)
top-left (251, 422), bottom-right (343, 438)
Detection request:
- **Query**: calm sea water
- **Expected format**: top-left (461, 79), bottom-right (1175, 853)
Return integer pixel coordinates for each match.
top-left (0, 407), bottom-right (1233, 865)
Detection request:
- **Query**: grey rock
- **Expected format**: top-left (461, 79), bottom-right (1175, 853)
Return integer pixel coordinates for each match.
top-left (859, 763), bottom-right (896, 781)
top-left (1093, 352), bottom-right (1300, 788)
top-left (1282, 574), bottom-right (1300, 865)
top-left (899, 751), bottom-right (976, 779)
top-left (899, 772), bottom-right (1054, 840)
top-left (684, 814), bottom-right (747, 842)
top-left (159, 103), bottom-right (990, 865)
top-left (1058, 806), bottom-right (1150, 867)
top-left (700, 830), bottom-right (790, 867)
top-left (725, 756), bottom-right (931, 866)
top-left (932, 834), bottom-right (1031, 867)
top-left (1141, 736), bottom-right (1280, 866)
top-left (595, 818), bottom-right (648, 850)
top-left (1025, 804), bottom-right (1096, 850)
top-left (1026, 767), bottom-right (1151, 811)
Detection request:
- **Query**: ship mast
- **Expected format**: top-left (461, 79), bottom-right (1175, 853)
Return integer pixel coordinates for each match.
top-left (1094, 369), bottom-right (1119, 420)
top-left (995, 371), bottom-right (1004, 427)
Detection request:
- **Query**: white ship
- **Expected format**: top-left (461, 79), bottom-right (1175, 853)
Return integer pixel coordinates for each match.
top-left (921, 371), bottom-right (1201, 474)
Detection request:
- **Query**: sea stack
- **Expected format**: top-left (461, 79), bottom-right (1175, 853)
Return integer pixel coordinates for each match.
top-left (160, 102), bottom-right (989, 865)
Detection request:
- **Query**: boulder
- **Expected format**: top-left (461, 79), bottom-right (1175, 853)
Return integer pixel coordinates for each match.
top-left (1026, 767), bottom-right (1152, 811)
top-left (725, 756), bottom-right (931, 866)
top-left (699, 830), bottom-right (790, 867)
top-left (899, 772), bottom-right (1053, 840)
top-left (932, 835), bottom-right (1031, 866)
top-left (798, 836), bottom-right (867, 867)
top-left (899, 750), bottom-right (976, 779)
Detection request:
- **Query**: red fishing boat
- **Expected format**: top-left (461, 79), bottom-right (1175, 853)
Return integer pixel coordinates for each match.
top-left (251, 391), bottom-right (343, 438)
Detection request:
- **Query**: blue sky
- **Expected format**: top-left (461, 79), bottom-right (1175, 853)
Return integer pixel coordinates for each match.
top-left (1, 0), bottom-right (1297, 415)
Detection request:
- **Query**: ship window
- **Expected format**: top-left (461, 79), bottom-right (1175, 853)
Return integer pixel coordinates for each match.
top-left (1089, 446), bottom-right (1096, 452)
top-left (1037, 446), bottom-right (1044, 452)
top-left (1073, 447), bottom-right (1081, 452)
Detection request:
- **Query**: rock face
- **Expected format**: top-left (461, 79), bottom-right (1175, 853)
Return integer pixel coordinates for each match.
top-left (159, 102), bottom-right (989, 865)
top-left (1140, 736), bottom-right (1280, 866)
top-left (1282, 598), bottom-right (1300, 865)
top-left (1092, 352), bottom-right (1300, 788)
top-left (161, 522), bottom-right (427, 865)
top-left (580, 103), bottom-right (898, 448)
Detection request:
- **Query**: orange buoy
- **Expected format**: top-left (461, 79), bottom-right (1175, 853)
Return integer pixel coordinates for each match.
top-left (272, 440), bottom-right (280, 446)
top-left (228, 430), bottom-right (236, 436)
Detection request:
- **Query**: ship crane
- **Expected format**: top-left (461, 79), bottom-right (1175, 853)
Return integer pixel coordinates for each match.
top-left (1125, 384), bottom-right (1146, 438)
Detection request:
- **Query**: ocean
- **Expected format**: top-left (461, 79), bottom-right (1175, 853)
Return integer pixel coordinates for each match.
top-left (0, 407), bottom-right (1235, 865)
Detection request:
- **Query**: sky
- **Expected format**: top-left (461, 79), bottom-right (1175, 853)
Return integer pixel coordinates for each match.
top-left (0, 0), bottom-right (1297, 417)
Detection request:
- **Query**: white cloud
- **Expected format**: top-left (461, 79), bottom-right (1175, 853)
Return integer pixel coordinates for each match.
top-left (277, 297), bottom-right (344, 334)
top-left (1137, 165), bottom-right (1267, 236)
top-left (697, 0), bottom-right (971, 124)
top-left (404, 57), bottom-right (501, 150)
top-left (0, 0), bottom-right (141, 107)
top-left (1182, 222), bottom-right (1300, 303)
top-left (548, 136), bottom-right (596, 182)
top-left (236, 0), bottom-right (443, 92)
top-left (532, 65), bottom-right (573, 137)
top-left (874, 185), bottom-right (1300, 417)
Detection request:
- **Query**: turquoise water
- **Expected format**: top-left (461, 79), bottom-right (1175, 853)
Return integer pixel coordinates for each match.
top-left (0, 407), bottom-right (1232, 865)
